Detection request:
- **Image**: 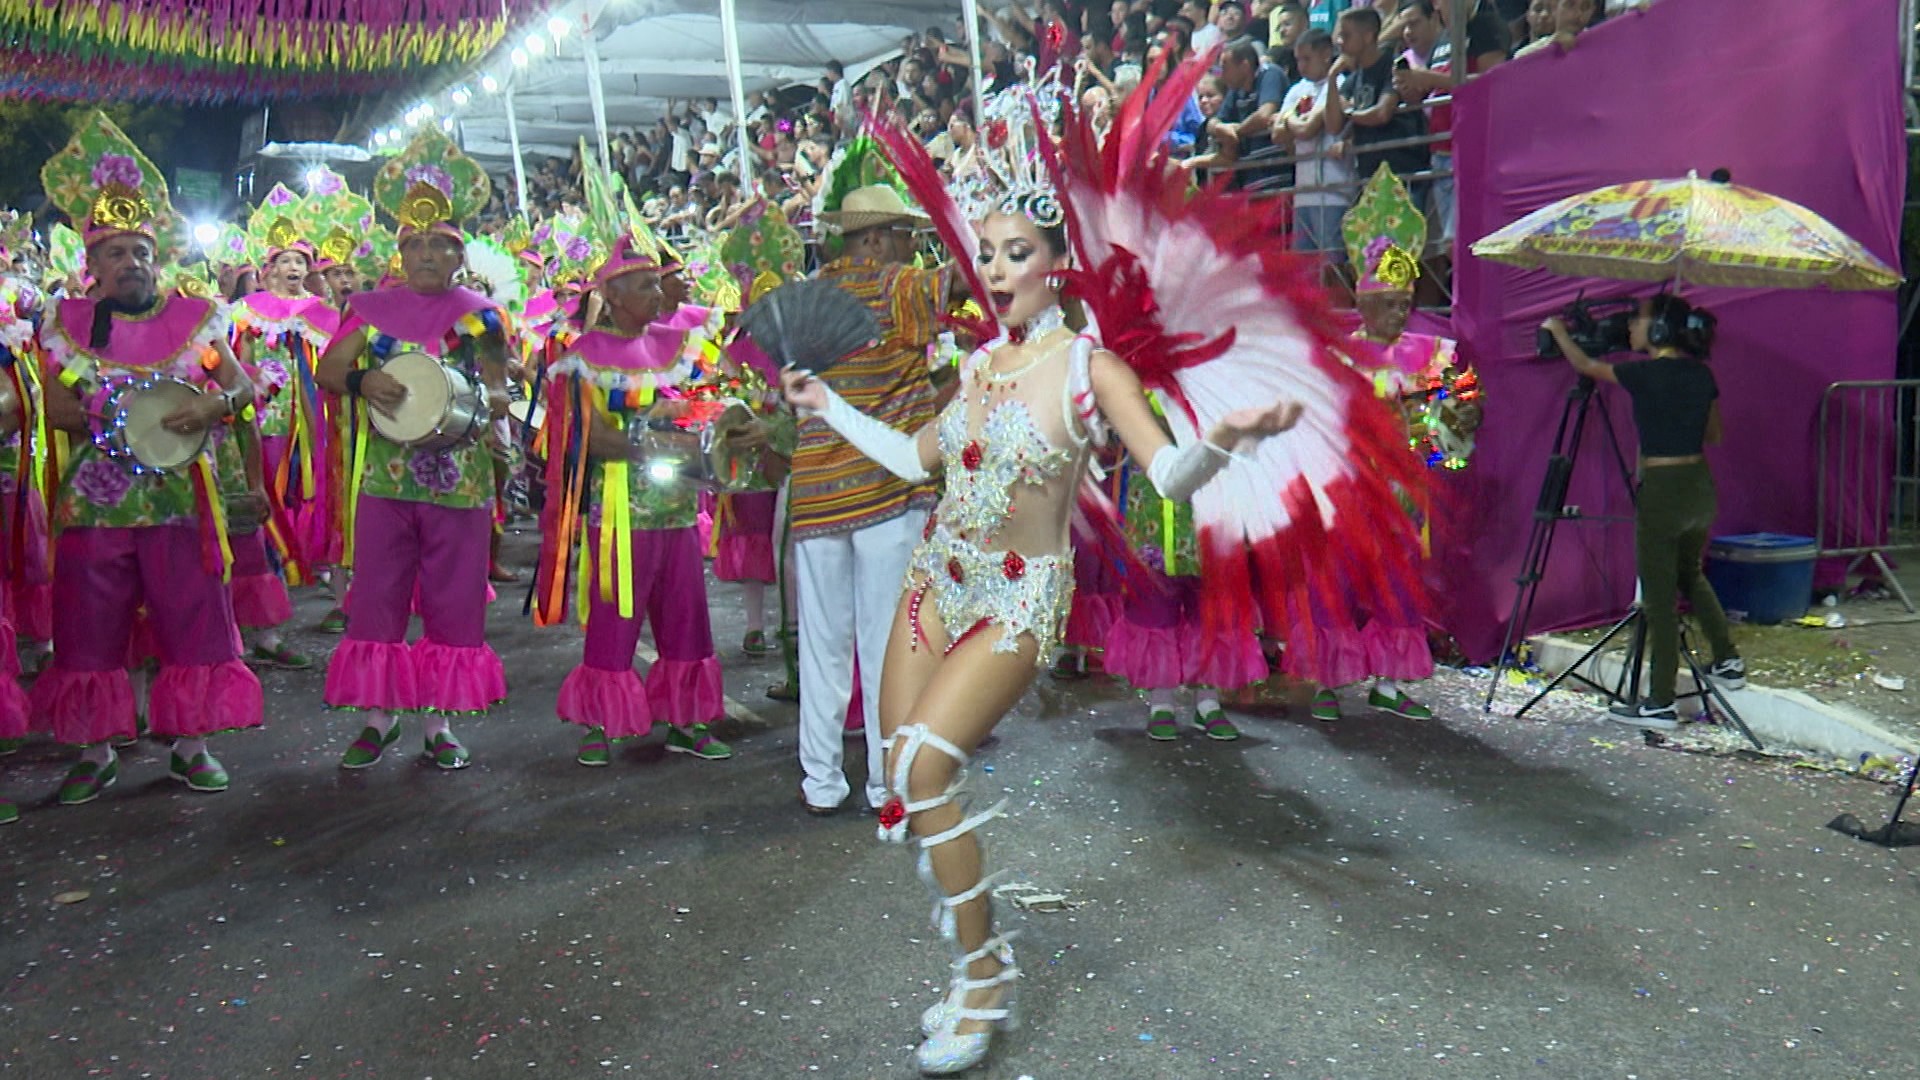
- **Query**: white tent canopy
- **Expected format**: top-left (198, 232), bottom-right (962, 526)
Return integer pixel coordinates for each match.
top-left (457, 0), bottom-right (963, 165)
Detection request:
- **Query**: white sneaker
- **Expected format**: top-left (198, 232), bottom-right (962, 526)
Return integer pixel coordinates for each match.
top-left (1706, 658), bottom-right (1747, 691)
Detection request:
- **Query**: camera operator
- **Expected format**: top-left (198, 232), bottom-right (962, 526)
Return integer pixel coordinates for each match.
top-left (1541, 295), bottom-right (1745, 730)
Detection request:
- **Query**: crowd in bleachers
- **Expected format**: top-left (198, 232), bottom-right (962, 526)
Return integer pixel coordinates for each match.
top-left (488, 0), bottom-right (1645, 254)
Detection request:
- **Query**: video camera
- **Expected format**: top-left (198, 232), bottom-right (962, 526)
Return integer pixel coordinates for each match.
top-left (1536, 296), bottom-right (1638, 360)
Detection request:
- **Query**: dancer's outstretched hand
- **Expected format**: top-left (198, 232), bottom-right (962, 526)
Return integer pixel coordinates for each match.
top-left (1211, 399), bottom-right (1304, 447)
top-left (780, 365), bottom-right (827, 413)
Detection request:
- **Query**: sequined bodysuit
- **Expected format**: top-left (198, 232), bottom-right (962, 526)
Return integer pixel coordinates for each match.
top-left (906, 335), bottom-right (1103, 663)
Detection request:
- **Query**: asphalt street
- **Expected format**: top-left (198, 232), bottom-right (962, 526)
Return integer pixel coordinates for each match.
top-left (2, 541), bottom-right (1917, 1079)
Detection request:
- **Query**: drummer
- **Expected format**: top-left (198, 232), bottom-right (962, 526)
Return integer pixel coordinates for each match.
top-left (314, 129), bottom-right (511, 772)
top-left (30, 113), bottom-right (264, 805)
top-left (534, 230), bottom-right (732, 766)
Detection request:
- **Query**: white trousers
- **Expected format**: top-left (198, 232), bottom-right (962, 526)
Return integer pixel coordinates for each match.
top-left (794, 509), bottom-right (926, 809)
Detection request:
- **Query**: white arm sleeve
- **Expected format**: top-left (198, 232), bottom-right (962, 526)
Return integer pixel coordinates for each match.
top-left (811, 385), bottom-right (931, 483)
top-left (1146, 438), bottom-right (1233, 502)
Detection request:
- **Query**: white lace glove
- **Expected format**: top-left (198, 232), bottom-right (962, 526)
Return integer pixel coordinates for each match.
top-left (1146, 437), bottom-right (1233, 502)
top-left (808, 385), bottom-right (931, 483)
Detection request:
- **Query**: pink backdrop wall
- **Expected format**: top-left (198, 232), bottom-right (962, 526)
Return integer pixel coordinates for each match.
top-left (1439, 0), bottom-right (1906, 661)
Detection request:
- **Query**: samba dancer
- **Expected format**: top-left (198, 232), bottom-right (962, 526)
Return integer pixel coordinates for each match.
top-left (315, 129), bottom-right (510, 771)
top-left (784, 54), bottom-right (1431, 1072)
top-left (1304, 166), bottom-right (1481, 723)
top-left (535, 225), bottom-right (734, 765)
top-left (227, 207), bottom-right (330, 670)
top-left (32, 113), bottom-right (263, 804)
top-left (0, 272), bottom-right (37, 823)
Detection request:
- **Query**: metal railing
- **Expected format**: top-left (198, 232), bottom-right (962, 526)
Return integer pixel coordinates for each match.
top-left (1815, 379), bottom-right (1920, 611)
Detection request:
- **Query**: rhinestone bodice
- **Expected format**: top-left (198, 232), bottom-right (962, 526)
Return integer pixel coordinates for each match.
top-left (935, 396), bottom-right (1075, 544)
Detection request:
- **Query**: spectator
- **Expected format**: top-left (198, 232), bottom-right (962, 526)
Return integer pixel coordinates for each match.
top-left (1327, 5), bottom-right (1429, 202)
top-left (1216, 0), bottom-right (1256, 50)
top-left (1209, 39), bottom-right (1290, 190)
top-left (1515, 0), bottom-right (1556, 49)
top-left (1392, 0), bottom-right (1508, 243)
top-left (1278, 28), bottom-right (1353, 253)
top-left (1517, 0), bottom-right (1600, 55)
top-left (1186, 1), bottom-right (1222, 51)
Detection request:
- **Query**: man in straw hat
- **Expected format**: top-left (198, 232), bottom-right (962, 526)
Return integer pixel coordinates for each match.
top-left (792, 180), bottom-right (951, 816)
top-left (31, 112), bottom-right (264, 806)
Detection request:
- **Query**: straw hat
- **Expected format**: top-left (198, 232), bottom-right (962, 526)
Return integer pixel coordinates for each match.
top-left (816, 184), bottom-right (932, 235)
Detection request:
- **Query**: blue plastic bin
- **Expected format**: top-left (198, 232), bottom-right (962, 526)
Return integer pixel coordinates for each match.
top-left (1703, 533), bottom-right (1816, 625)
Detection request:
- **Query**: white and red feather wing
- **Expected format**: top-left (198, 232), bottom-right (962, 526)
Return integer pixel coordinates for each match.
top-left (1047, 55), bottom-right (1429, 681)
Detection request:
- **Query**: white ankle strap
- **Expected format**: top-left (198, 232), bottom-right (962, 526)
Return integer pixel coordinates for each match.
top-left (921, 797), bottom-right (1006, 850)
top-left (941, 868), bottom-right (1010, 912)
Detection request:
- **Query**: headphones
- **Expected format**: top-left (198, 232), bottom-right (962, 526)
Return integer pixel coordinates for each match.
top-left (1645, 295), bottom-right (1714, 353)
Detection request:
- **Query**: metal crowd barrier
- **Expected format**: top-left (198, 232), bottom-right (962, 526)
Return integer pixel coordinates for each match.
top-left (1815, 379), bottom-right (1920, 612)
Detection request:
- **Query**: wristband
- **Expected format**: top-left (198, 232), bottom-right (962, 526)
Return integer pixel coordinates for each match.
top-left (344, 369), bottom-right (368, 397)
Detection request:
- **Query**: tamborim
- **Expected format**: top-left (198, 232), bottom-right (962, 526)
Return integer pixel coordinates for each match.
top-left (101, 375), bottom-right (208, 473)
top-left (368, 350), bottom-right (487, 451)
top-left (627, 399), bottom-right (761, 493)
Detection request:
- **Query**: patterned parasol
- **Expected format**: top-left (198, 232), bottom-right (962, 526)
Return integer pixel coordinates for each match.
top-left (1471, 173), bottom-right (1900, 291)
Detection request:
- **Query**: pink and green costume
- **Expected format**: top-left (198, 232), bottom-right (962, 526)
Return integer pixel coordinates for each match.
top-left (30, 295), bottom-right (263, 745)
top-left (537, 325), bottom-right (725, 738)
top-left (321, 286), bottom-right (508, 717)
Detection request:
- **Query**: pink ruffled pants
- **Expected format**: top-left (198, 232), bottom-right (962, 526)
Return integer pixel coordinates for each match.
top-left (1284, 599), bottom-right (1435, 689)
top-left (1104, 572), bottom-right (1269, 691)
top-left (323, 496), bottom-right (505, 714)
top-left (30, 526), bottom-right (263, 745)
top-left (714, 491), bottom-right (778, 584)
top-left (229, 529), bottom-right (293, 630)
top-left (555, 525), bottom-right (723, 738)
top-left (0, 579), bottom-right (32, 739)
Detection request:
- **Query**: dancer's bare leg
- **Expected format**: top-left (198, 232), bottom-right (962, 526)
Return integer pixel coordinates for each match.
top-left (877, 588), bottom-right (1039, 1039)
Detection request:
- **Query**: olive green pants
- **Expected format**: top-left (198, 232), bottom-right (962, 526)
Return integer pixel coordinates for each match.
top-left (1637, 463), bottom-right (1738, 706)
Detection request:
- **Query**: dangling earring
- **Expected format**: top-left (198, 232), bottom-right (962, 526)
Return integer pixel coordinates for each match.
top-left (1045, 270), bottom-right (1066, 292)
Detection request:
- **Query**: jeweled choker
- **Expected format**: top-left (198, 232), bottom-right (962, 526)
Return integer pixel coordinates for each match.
top-left (1007, 305), bottom-right (1066, 345)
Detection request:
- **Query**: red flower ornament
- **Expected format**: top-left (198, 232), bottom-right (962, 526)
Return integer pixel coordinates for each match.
top-left (984, 119), bottom-right (1009, 150)
top-left (877, 796), bottom-right (907, 831)
top-left (947, 557), bottom-right (965, 582)
top-left (1002, 551), bottom-right (1026, 580)
top-left (961, 439), bottom-right (983, 471)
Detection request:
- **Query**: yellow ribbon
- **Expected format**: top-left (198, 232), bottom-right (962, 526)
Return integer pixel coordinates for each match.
top-left (194, 455), bottom-right (235, 583)
top-left (343, 394), bottom-right (369, 567)
top-left (1161, 490), bottom-right (1176, 574)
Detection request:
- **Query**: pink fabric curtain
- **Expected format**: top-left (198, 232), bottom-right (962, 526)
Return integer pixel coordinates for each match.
top-left (1440, 0), bottom-right (1906, 661)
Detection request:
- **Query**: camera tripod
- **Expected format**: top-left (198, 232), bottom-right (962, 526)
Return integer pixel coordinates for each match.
top-left (1514, 602), bottom-right (1761, 749)
top-left (1484, 376), bottom-right (1637, 709)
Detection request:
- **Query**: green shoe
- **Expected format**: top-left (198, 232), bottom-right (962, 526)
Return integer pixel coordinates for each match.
top-left (0, 798), bottom-right (17, 825)
top-left (666, 723), bottom-right (732, 760)
top-left (1194, 707), bottom-right (1240, 741)
top-left (112, 713), bottom-right (146, 749)
top-left (317, 607), bottom-right (348, 634)
top-left (1145, 709), bottom-right (1179, 741)
top-left (58, 756), bottom-right (118, 806)
top-left (424, 730), bottom-right (471, 770)
top-left (1309, 689), bottom-right (1342, 724)
top-left (249, 643), bottom-right (314, 671)
top-left (170, 752), bottom-right (230, 793)
top-left (576, 727), bottom-right (612, 767)
top-left (339, 722), bottom-right (402, 770)
top-left (741, 630), bottom-right (775, 656)
top-left (1368, 686), bottom-right (1433, 721)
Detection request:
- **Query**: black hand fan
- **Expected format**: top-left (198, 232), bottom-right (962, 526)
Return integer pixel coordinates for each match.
top-left (736, 279), bottom-right (880, 374)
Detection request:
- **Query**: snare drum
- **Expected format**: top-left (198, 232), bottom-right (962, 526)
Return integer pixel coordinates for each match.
top-left (627, 399), bottom-right (760, 493)
top-left (367, 351), bottom-right (487, 451)
top-left (101, 375), bottom-right (209, 473)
